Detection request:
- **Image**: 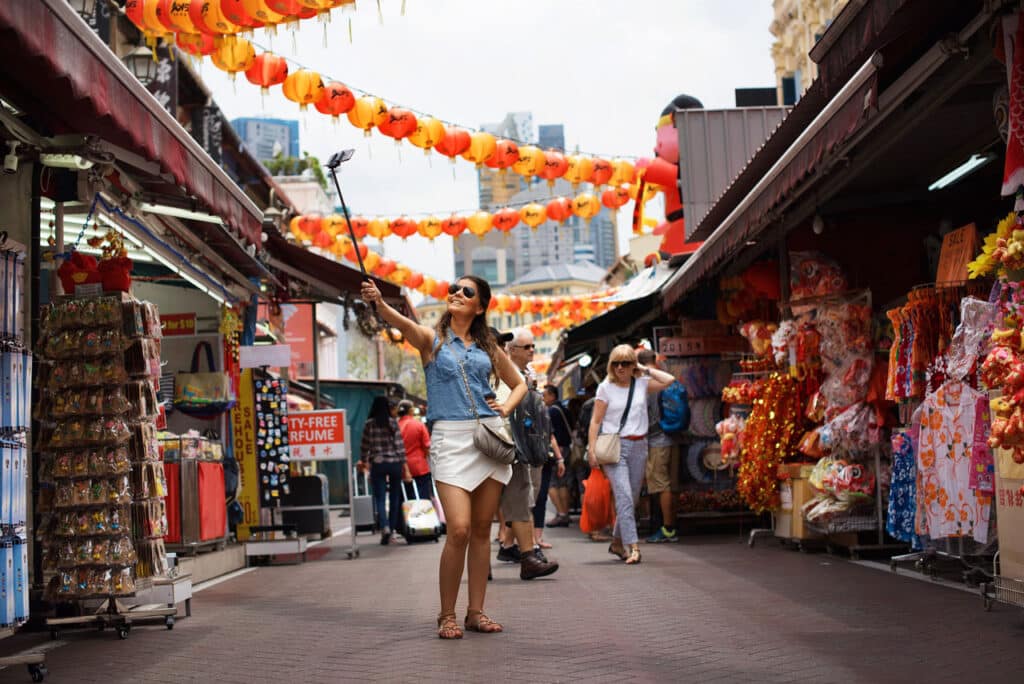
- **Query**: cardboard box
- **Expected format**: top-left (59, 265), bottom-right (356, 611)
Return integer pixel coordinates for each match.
top-left (994, 448), bottom-right (1024, 580)
top-left (775, 464), bottom-right (823, 541)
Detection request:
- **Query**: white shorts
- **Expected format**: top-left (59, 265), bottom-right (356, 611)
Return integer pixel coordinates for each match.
top-left (430, 417), bottom-right (513, 492)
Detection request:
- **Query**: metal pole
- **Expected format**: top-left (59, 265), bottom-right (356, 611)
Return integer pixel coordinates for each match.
top-left (312, 302), bottom-right (320, 410)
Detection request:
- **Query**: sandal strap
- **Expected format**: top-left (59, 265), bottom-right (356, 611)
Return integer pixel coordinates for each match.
top-left (465, 610), bottom-right (502, 630)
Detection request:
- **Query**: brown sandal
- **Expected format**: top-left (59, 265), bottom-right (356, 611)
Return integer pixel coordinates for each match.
top-left (437, 613), bottom-right (463, 639)
top-left (464, 609), bottom-right (503, 633)
top-left (625, 546), bottom-right (642, 565)
top-left (608, 542), bottom-right (627, 561)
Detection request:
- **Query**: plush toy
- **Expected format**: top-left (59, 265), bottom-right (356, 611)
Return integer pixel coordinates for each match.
top-left (57, 251), bottom-right (100, 294)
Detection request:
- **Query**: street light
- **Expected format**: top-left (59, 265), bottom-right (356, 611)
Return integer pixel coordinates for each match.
top-left (68, 0), bottom-right (98, 20)
top-left (123, 46), bottom-right (158, 87)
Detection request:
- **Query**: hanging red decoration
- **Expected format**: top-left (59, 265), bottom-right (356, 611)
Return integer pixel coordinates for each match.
top-left (405, 272), bottom-right (425, 290)
top-left (315, 82), bottom-right (356, 120)
top-left (377, 107), bottom-right (418, 140)
top-left (158, 0), bottom-right (197, 33)
top-left (441, 215), bottom-right (468, 239)
top-left (344, 242), bottom-right (368, 264)
top-left (590, 158), bottom-right (613, 186)
top-left (188, 0), bottom-right (239, 35)
top-left (484, 139), bottom-right (519, 170)
top-left (176, 32), bottom-right (216, 57)
top-left (433, 126), bottom-right (472, 159)
top-left (219, 1), bottom-right (263, 29)
top-left (539, 151), bottom-right (569, 187)
top-left (492, 208), bottom-right (520, 234)
top-left (282, 69), bottom-right (325, 110)
top-left (244, 53), bottom-right (289, 94)
top-left (374, 258), bottom-right (398, 278)
top-left (546, 197), bottom-right (573, 224)
top-left (389, 216), bottom-right (418, 240)
top-left (347, 215), bottom-right (369, 239)
top-left (432, 280), bottom-right (451, 301)
top-left (601, 185), bottom-right (631, 209)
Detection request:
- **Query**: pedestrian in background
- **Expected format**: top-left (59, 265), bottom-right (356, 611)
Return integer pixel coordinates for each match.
top-left (638, 350), bottom-right (681, 544)
top-left (361, 276), bottom-right (526, 639)
top-left (544, 385), bottom-right (574, 528)
top-left (358, 396), bottom-right (410, 546)
top-left (397, 399), bottom-right (433, 500)
top-left (587, 345), bottom-right (675, 565)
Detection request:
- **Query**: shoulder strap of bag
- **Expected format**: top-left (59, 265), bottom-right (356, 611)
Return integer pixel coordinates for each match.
top-left (449, 337), bottom-right (480, 422)
top-left (617, 378), bottom-right (636, 434)
top-left (191, 341), bottom-right (216, 373)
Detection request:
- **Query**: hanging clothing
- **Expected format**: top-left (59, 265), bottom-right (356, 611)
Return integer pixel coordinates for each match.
top-left (914, 381), bottom-right (992, 543)
top-left (886, 428), bottom-right (922, 550)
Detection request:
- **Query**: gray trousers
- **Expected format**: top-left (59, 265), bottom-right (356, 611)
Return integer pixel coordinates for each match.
top-left (604, 437), bottom-right (648, 545)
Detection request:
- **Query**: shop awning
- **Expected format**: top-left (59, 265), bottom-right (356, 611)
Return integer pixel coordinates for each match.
top-left (0, 0), bottom-right (263, 248)
top-left (661, 55), bottom-right (881, 309)
top-left (264, 231), bottom-right (410, 314)
top-left (598, 262), bottom-right (676, 303)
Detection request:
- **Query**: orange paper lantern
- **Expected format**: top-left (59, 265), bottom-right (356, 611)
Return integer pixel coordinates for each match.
top-left (419, 276), bottom-right (437, 295)
top-left (320, 214), bottom-right (347, 238)
top-left (512, 145), bottom-right (544, 179)
top-left (366, 217), bottom-right (390, 240)
top-left (506, 296), bottom-right (522, 313)
top-left (244, 53), bottom-right (289, 93)
top-left (492, 208), bottom-right (520, 234)
top-left (408, 117), bottom-right (445, 154)
top-left (610, 158), bottom-right (636, 186)
top-left (590, 158), bottom-right (613, 187)
top-left (405, 271), bottom-right (425, 290)
top-left (189, 0), bottom-right (239, 35)
top-left (484, 139), bottom-right (519, 170)
top-left (374, 258), bottom-right (397, 278)
top-left (282, 69), bottom-right (324, 110)
top-left (546, 197), bottom-right (573, 224)
top-left (176, 32), bottom-right (216, 57)
top-left (344, 242), bottom-right (368, 264)
top-left (572, 193), bottom-right (601, 223)
top-left (601, 186), bottom-right (631, 209)
top-left (389, 216), bottom-right (418, 240)
top-left (315, 82), bottom-right (355, 119)
top-left (462, 132), bottom-right (497, 167)
top-left (417, 216), bottom-right (443, 241)
top-left (564, 155), bottom-right (594, 189)
top-left (432, 280), bottom-right (451, 300)
top-left (434, 127), bottom-right (472, 159)
top-left (361, 251), bottom-right (380, 273)
top-left (467, 212), bottom-right (493, 239)
top-left (241, 0), bottom-right (285, 24)
top-left (347, 215), bottom-right (369, 239)
top-left (211, 38), bottom-right (256, 76)
top-left (158, 0), bottom-right (197, 33)
top-left (219, 0), bottom-right (262, 29)
top-left (441, 214), bottom-right (468, 239)
top-left (520, 203), bottom-right (546, 230)
top-left (347, 96), bottom-right (378, 136)
top-left (539, 151), bottom-right (569, 187)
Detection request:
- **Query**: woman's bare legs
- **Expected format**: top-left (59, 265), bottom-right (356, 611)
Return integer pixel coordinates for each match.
top-left (434, 482), bottom-right (472, 617)
top-left (466, 478), bottom-right (504, 615)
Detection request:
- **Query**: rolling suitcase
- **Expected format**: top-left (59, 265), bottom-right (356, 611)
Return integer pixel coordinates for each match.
top-left (401, 482), bottom-right (442, 543)
top-left (352, 468), bottom-right (376, 534)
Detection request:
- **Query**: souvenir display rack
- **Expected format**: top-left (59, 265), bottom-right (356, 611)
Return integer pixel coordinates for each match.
top-left (0, 234), bottom-right (48, 681)
top-left (34, 293), bottom-right (175, 639)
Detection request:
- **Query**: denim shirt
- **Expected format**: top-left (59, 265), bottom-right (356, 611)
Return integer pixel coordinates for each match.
top-left (425, 335), bottom-right (498, 423)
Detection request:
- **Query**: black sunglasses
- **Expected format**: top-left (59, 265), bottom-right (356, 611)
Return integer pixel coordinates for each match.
top-left (511, 344), bottom-right (535, 350)
top-left (611, 360), bottom-right (635, 368)
top-left (448, 283), bottom-right (476, 299)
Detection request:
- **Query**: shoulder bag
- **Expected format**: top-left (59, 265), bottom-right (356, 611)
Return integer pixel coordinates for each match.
top-left (173, 341), bottom-right (236, 417)
top-left (593, 378), bottom-right (636, 466)
top-left (452, 342), bottom-right (517, 465)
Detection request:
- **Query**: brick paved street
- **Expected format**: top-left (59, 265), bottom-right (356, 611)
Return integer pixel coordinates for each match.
top-left (2, 522), bottom-right (1024, 683)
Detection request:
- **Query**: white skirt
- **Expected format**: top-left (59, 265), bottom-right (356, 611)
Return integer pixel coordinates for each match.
top-left (430, 417), bottom-right (513, 492)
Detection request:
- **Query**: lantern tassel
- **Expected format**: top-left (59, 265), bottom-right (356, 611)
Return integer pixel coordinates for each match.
top-left (377, 0), bottom-right (384, 24)
top-left (402, 0), bottom-right (407, 15)
top-left (348, 17), bottom-right (353, 44)
top-left (395, 142), bottom-right (402, 163)
top-left (323, 22), bottom-right (328, 49)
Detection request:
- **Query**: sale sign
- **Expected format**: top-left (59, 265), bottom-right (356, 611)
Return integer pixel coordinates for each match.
top-left (288, 409), bottom-right (348, 462)
top-left (160, 312), bottom-right (196, 336)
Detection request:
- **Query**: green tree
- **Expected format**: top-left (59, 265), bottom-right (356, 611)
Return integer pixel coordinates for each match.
top-left (263, 150), bottom-right (328, 190)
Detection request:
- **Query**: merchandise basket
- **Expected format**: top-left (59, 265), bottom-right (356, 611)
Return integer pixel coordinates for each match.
top-left (982, 552), bottom-right (1024, 612)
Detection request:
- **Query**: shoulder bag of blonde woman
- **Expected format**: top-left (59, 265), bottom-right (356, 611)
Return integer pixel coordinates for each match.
top-left (594, 377), bottom-right (635, 465)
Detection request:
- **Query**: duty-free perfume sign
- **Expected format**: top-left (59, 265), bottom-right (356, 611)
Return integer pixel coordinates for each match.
top-left (287, 410), bottom-right (348, 462)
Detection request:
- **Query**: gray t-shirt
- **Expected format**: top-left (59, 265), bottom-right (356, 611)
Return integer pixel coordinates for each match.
top-left (647, 392), bottom-right (675, 448)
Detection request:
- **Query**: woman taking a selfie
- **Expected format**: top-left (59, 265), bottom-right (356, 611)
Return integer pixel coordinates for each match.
top-left (587, 345), bottom-right (675, 565)
top-left (361, 275), bottom-right (526, 640)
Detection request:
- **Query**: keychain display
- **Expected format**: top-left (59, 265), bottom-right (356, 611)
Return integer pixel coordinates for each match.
top-left (36, 293), bottom-right (167, 601)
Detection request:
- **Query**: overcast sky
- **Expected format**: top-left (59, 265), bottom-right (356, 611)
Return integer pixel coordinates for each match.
top-left (201, 1), bottom-right (776, 281)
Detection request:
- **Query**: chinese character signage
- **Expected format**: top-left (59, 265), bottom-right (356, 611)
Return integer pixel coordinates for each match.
top-left (288, 410), bottom-right (348, 462)
top-left (85, 2), bottom-right (111, 44)
top-left (191, 104), bottom-right (223, 165)
top-left (146, 45), bottom-right (177, 116)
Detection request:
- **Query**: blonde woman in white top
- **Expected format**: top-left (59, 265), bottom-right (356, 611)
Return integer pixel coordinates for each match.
top-left (587, 344), bottom-right (675, 565)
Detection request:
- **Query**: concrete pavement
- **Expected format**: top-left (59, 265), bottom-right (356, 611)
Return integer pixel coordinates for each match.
top-left (1, 522), bottom-right (1022, 683)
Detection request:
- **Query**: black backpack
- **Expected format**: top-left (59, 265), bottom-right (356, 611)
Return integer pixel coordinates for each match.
top-left (510, 388), bottom-right (552, 466)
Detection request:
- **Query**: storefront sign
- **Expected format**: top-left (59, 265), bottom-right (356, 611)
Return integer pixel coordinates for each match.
top-left (191, 104), bottom-right (223, 165)
top-left (146, 45), bottom-right (178, 116)
top-left (230, 369), bottom-right (260, 541)
top-left (160, 313), bottom-right (196, 337)
top-left (287, 410), bottom-right (348, 462)
top-left (936, 223), bottom-right (978, 285)
top-left (239, 344), bottom-right (291, 369)
top-left (659, 336), bottom-right (746, 357)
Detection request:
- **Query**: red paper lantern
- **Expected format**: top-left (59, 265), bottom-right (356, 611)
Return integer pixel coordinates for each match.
top-left (441, 214), bottom-right (468, 239)
top-left (492, 208), bottom-right (520, 234)
top-left (188, 0), bottom-right (239, 35)
top-left (344, 242), bottom-right (368, 264)
top-left (601, 186), bottom-right (631, 209)
top-left (539, 151), bottom-right (569, 187)
top-left (265, 0), bottom-right (303, 14)
top-left (347, 215), bottom-right (369, 239)
top-left (432, 280), bottom-right (450, 300)
top-left (530, 323), bottom-right (544, 338)
top-left (506, 296), bottom-right (522, 313)
top-left (245, 53), bottom-right (289, 93)
top-left (176, 32), bottom-right (216, 57)
top-left (549, 296), bottom-right (566, 312)
top-left (433, 126), bottom-right (472, 159)
top-left (374, 258), bottom-right (397, 278)
top-left (220, 1), bottom-right (263, 29)
top-left (389, 216), bottom-right (417, 240)
top-left (377, 107), bottom-right (418, 140)
top-left (315, 82), bottom-right (355, 120)
top-left (405, 272), bottom-right (425, 290)
top-left (546, 197), bottom-right (573, 224)
top-left (157, 0), bottom-right (197, 33)
top-left (484, 139), bottom-right (519, 170)
top-left (590, 158), bottom-right (613, 186)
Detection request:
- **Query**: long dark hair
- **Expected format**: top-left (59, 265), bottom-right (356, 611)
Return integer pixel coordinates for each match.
top-left (368, 395), bottom-right (393, 429)
top-left (433, 275), bottom-right (500, 378)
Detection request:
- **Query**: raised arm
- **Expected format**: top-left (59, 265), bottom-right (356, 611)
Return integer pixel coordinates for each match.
top-left (360, 279), bottom-right (435, 359)
top-left (638, 364), bottom-right (675, 393)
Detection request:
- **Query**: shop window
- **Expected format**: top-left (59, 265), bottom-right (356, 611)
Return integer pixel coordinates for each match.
top-left (782, 76), bottom-right (797, 106)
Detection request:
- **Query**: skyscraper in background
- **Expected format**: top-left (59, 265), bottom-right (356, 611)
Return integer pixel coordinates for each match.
top-left (457, 114), bottom-right (618, 287)
top-left (231, 117), bottom-right (300, 161)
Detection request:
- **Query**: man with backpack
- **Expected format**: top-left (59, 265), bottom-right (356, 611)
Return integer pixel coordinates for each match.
top-left (495, 328), bottom-right (560, 580)
top-left (638, 350), bottom-right (689, 544)
top-left (543, 384), bottom-right (574, 528)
